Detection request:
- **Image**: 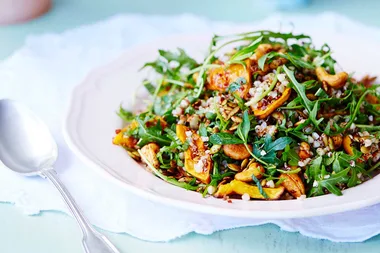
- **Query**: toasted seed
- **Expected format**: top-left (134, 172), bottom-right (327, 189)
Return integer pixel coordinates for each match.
top-left (241, 158), bottom-right (249, 169)
top-left (328, 137), bottom-right (335, 150)
top-left (210, 144), bottom-right (222, 154)
top-left (226, 106), bottom-right (240, 120)
top-left (231, 115), bottom-right (242, 123)
top-left (321, 133), bottom-right (329, 146)
top-left (227, 163), bottom-right (241, 172)
top-left (361, 146), bottom-right (371, 154)
top-left (294, 119), bottom-right (306, 127)
top-left (229, 124), bottom-right (239, 131)
top-left (227, 102), bottom-right (236, 107)
top-left (222, 99), bottom-right (228, 105)
top-left (261, 179), bottom-right (267, 186)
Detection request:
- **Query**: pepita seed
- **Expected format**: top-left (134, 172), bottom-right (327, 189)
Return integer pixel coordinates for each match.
top-left (229, 124), bottom-right (239, 131)
top-left (241, 158), bottom-right (249, 169)
top-left (328, 138), bottom-right (335, 150)
top-left (361, 146), bottom-right (371, 154)
top-left (227, 163), bottom-right (241, 172)
top-left (226, 106), bottom-right (240, 120)
top-left (321, 133), bottom-right (329, 146)
top-left (210, 144), bottom-right (222, 154)
top-left (261, 179), bottom-right (267, 187)
top-left (231, 116), bottom-right (242, 123)
top-left (294, 119), bottom-right (306, 127)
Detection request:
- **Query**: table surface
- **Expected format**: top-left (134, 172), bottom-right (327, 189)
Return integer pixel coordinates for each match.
top-left (1, 0), bottom-right (380, 252)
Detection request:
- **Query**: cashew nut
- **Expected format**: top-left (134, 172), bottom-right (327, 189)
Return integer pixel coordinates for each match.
top-left (280, 173), bottom-right (305, 198)
top-left (343, 135), bottom-right (354, 155)
top-left (315, 67), bottom-right (348, 89)
top-left (223, 144), bottom-right (252, 160)
top-left (298, 142), bottom-right (311, 160)
top-left (235, 162), bottom-right (265, 182)
top-left (331, 134), bottom-right (343, 150)
top-left (140, 143), bottom-right (160, 169)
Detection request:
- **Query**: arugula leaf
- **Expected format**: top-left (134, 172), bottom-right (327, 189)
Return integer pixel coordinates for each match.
top-left (210, 133), bottom-right (244, 145)
top-left (265, 136), bottom-right (293, 153)
top-left (228, 36), bottom-right (263, 63)
top-left (306, 156), bottom-right (323, 182)
top-left (319, 168), bottom-right (350, 196)
top-left (136, 117), bottom-right (171, 146)
top-left (283, 65), bottom-right (315, 113)
top-left (252, 174), bottom-right (269, 199)
top-left (236, 110), bottom-right (250, 142)
top-left (259, 51), bottom-right (314, 70)
top-left (143, 81), bottom-right (156, 95)
top-left (199, 123), bottom-right (208, 137)
top-left (258, 53), bottom-right (270, 71)
top-left (282, 145), bottom-right (300, 166)
top-left (159, 48), bottom-right (198, 69)
top-left (117, 106), bottom-right (135, 122)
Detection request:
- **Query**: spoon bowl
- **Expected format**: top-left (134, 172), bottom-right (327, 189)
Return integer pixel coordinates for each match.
top-left (0, 99), bottom-right (119, 253)
top-left (0, 99), bottom-right (57, 175)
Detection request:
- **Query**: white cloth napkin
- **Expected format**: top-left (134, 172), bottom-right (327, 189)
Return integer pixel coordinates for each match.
top-left (1, 12), bottom-right (380, 243)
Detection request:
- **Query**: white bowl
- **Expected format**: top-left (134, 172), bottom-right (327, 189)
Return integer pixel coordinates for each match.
top-left (64, 33), bottom-right (380, 219)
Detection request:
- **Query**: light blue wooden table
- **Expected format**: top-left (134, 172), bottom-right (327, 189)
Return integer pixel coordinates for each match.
top-left (1, 0), bottom-right (380, 252)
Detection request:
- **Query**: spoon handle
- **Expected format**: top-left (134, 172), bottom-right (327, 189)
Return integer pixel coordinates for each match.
top-left (41, 169), bottom-right (120, 253)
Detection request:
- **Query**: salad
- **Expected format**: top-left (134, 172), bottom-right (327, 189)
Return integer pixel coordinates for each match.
top-left (113, 30), bottom-right (380, 201)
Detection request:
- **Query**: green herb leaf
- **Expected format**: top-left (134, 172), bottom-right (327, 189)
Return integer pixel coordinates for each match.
top-left (236, 110), bottom-right (250, 143)
top-left (283, 65), bottom-right (315, 113)
top-left (209, 133), bottom-right (244, 145)
top-left (143, 81), bottom-right (156, 95)
top-left (117, 106), bottom-right (135, 122)
top-left (265, 137), bottom-right (293, 153)
top-left (307, 156), bottom-right (323, 182)
top-left (252, 174), bottom-right (269, 199)
top-left (199, 123), bottom-right (208, 137)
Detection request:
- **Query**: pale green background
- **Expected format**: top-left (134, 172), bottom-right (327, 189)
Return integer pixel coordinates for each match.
top-left (1, 0), bottom-right (380, 252)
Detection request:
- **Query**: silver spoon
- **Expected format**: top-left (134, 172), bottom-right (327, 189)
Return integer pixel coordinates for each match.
top-left (0, 99), bottom-right (120, 253)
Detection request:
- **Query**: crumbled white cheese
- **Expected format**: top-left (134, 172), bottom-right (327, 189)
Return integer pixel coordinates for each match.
top-left (241, 193), bottom-right (250, 201)
top-left (266, 180), bottom-right (275, 188)
top-left (201, 136), bottom-right (209, 142)
top-left (312, 132), bottom-right (320, 140)
top-left (297, 195), bottom-right (306, 200)
top-left (364, 139), bottom-right (372, 147)
top-left (207, 186), bottom-right (216, 195)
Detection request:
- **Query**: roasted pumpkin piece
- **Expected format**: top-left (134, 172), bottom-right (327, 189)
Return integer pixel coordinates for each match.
top-left (206, 59), bottom-right (252, 98)
top-left (235, 162), bottom-right (265, 181)
top-left (113, 120), bottom-right (139, 148)
top-left (176, 124), bottom-right (211, 183)
top-left (280, 173), bottom-right (305, 198)
top-left (343, 135), bottom-right (354, 155)
top-left (315, 67), bottom-right (348, 89)
top-left (223, 144), bottom-right (252, 160)
top-left (140, 143), bottom-right (160, 169)
top-left (214, 180), bottom-right (285, 200)
top-left (252, 87), bottom-right (292, 119)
